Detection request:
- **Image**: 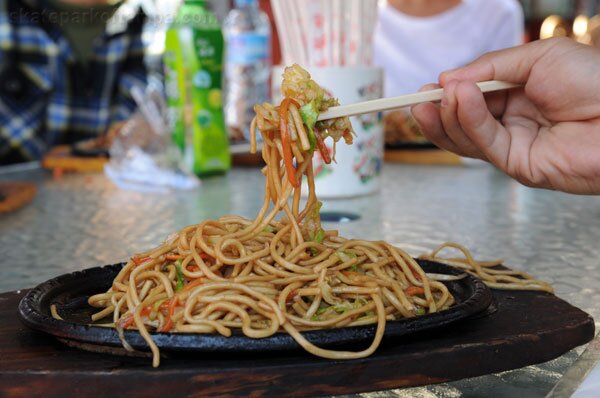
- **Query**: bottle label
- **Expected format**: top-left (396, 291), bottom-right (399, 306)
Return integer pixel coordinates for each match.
top-left (226, 33), bottom-right (269, 65)
top-left (165, 20), bottom-right (231, 176)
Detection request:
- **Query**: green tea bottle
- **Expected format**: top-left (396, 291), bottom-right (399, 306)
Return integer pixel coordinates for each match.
top-left (164, 0), bottom-right (231, 176)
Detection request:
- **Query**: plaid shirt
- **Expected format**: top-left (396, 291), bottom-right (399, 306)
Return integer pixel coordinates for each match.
top-left (0, 0), bottom-right (148, 164)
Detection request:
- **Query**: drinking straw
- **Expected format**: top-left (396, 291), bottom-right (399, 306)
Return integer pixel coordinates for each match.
top-left (271, 0), bottom-right (377, 67)
top-left (352, 0), bottom-right (363, 66)
top-left (332, 0), bottom-right (342, 66)
top-left (322, 0), bottom-right (333, 65)
top-left (297, 0), bottom-right (311, 65)
top-left (270, 0), bottom-right (293, 64)
top-left (286, 0), bottom-right (308, 65)
top-left (363, 0), bottom-right (378, 65)
top-left (280, 0), bottom-right (298, 62)
top-left (308, 0), bottom-right (327, 66)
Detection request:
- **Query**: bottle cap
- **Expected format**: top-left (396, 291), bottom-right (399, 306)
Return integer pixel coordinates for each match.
top-left (234, 0), bottom-right (258, 7)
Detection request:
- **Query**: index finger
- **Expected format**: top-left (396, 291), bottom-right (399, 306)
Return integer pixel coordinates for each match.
top-left (439, 38), bottom-right (570, 86)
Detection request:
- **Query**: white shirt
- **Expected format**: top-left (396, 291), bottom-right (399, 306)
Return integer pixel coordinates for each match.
top-left (373, 0), bottom-right (524, 96)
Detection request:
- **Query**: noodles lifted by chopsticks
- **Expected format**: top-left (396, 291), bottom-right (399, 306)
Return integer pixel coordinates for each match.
top-left (88, 64), bottom-right (451, 367)
top-left (87, 64), bottom-right (551, 367)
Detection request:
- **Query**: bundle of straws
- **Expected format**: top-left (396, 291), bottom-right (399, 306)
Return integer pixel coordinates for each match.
top-left (270, 0), bottom-right (379, 66)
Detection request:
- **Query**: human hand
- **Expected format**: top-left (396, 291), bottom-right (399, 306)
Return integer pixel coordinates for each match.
top-left (412, 38), bottom-right (600, 194)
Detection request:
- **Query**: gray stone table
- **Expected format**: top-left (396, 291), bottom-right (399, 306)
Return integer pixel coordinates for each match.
top-left (1, 162), bottom-right (599, 397)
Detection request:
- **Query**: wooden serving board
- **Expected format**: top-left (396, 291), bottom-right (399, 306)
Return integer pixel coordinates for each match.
top-left (0, 288), bottom-right (594, 398)
top-left (384, 149), bottom-right (463, 165)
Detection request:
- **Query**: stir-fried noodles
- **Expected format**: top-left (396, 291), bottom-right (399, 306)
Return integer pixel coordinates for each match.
top-left (87, 65), bottom-right (551, 367)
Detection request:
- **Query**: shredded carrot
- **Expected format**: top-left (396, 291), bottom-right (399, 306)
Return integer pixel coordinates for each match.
top-left (132, 256), bottom-right (151, 266)
top-left (120, 296), bottom-right (183, 331)
top-left (279, 98), bottom-right (300, 187)
top-left (404, 286), bottom-right (425, 296)
top-left (119, 316), bottom-right (134, 329)
top-left (165, 254), bottom-right (183, 261)
top-left (315, 131), bottom-right (331, 164)
top-left (119, 304), bottom-right (153, 329)
top-left (159, 297), bottom-right (179, 332)
top-left (342, 130), bottom-right (354, 145)
top-left (180, 277), bottom-right (205, 292)
top-left (286, 289), bottom-right (298, 305)
top-left (409, 266), bottom-right (422, 281)
top-left (199, 252), bottom-right (214, 261)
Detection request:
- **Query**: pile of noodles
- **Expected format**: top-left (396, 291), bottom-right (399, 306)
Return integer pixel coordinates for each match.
top-left (86, 64), bottom-right (552, 367)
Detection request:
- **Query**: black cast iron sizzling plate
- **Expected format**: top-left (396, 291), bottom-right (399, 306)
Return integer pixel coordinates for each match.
top-left (19, 260), bottom-right (493, 355)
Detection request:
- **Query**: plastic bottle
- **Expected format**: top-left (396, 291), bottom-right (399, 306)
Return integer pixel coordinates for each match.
top-left (164, 0), bottom-right (231, 177)
top-left (223, 0), bottom-right (271, 141)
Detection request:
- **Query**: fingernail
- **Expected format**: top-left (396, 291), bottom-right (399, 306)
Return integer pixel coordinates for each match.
top-left (441, 88), bottom-right (451, 107)
top-left (439, 69), bottom-right (458, 85)
top-left (418, 83), bottom-right (439, 93)
top-left (441, 95), bottom-right (449, 107)
top-left (441, 81), bottom-right (457, 108)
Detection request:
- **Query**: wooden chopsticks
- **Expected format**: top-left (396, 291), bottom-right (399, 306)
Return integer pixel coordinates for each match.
top-left (316, 80), bottom-right (521, 121)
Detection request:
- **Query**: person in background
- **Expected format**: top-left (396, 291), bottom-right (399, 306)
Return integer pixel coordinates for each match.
top-left (373, 0), bottom-right (524, 143)
top-left (0, 0), bottom-right (148, 164)
top-left (412, 37), bottom-right (600, 195)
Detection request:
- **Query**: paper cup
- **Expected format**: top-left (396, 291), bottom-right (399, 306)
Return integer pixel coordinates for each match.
top-left (272, 66), bottom-right (384, 198)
